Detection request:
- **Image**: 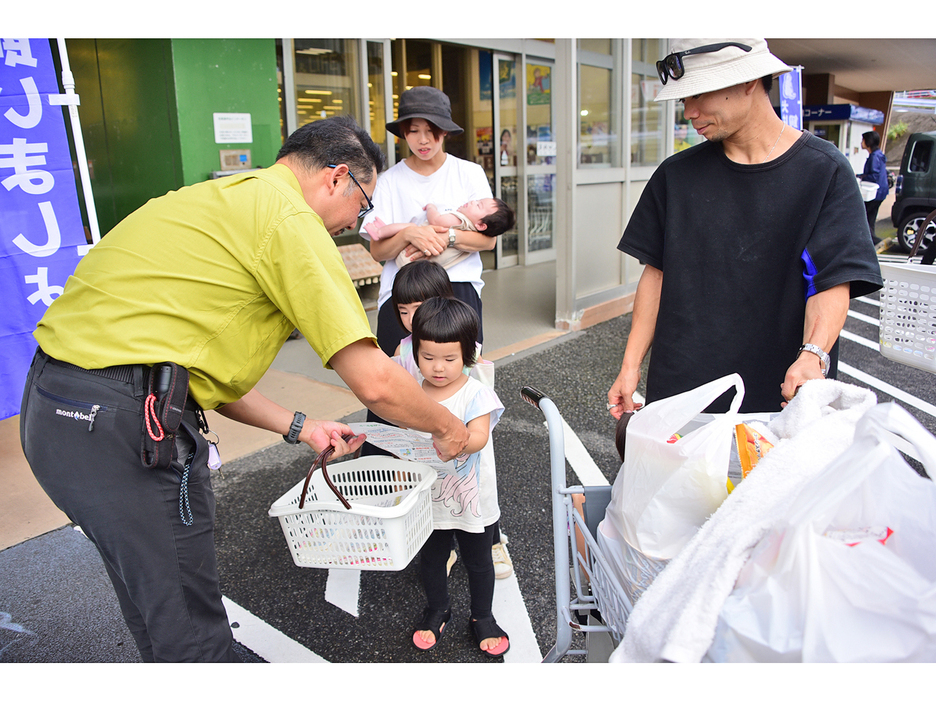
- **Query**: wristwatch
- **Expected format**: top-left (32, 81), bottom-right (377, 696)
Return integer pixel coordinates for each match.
top-left (798, 344), bottom-right (830, 377)
top-left (448, 228), bottom-right (457, 248)
top-left (283, 411), bottom-right (306, 444)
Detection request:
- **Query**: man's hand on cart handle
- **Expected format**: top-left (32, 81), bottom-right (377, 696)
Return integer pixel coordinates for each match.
top-left (608, 368), bottom-right (644, 419)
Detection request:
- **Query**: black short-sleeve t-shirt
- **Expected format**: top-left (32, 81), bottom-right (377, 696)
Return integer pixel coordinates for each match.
top-left (619, 132), bottom-right (882, 413)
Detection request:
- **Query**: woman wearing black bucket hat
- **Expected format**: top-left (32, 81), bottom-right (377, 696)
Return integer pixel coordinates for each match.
top-left (360, 87), bottom-right (516, 620)
top-left (361, 86), bottom-right (495, 357)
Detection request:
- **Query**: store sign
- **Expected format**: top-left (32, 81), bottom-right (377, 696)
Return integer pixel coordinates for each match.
top-left (803, 103), bottom-right (885, 125)
top-left (0, 39), bottom-right (86, 419)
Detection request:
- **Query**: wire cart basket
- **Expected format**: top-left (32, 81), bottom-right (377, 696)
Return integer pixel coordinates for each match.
top-left (521, 386), bottom-right (632, 662)
top-left (269, 455), bottom-right (435, 571)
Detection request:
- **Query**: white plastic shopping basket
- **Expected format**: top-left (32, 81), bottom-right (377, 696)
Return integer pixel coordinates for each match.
top-left (879, 209), bottom-right (936, 374)
top-left (269, 455), bottom-right (435, 571)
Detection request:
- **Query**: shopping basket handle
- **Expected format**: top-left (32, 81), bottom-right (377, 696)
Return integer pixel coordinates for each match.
top-left (298, 433), bottom-right (355, 510)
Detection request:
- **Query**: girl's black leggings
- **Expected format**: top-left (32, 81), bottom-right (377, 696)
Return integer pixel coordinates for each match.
top-left (420, 524), bottom-right (497, 619)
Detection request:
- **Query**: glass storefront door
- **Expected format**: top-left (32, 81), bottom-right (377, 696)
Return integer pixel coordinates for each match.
top-left (525, 60), bottom-right (556, 263)
top-left (495, 55), bottom-right (519, 267)
top-left (281, 39), bottom-right (558, 268)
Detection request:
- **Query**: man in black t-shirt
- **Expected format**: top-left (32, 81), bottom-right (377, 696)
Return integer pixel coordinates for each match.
top-left (607, 39), bottom-right (882, 415)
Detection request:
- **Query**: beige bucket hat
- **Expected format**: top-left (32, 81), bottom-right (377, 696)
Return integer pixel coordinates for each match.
top-left (655, 38), bottom-right (792, 102)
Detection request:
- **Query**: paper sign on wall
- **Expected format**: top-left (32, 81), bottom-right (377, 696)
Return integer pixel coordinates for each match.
top-left (213, 113), bottom-right (252, 144)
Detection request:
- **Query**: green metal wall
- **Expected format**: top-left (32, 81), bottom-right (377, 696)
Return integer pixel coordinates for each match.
top-left (169, 39), bottom-right (281, 185)
top-left (68, 39), bottom-right (182, 236)
top-left (67, 38), bottom-right (280, 236)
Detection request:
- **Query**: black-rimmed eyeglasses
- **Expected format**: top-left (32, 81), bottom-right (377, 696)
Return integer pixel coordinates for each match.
top-left (656, 42), bottom-right (752, 85)
top-left (327, 164), bottom-right (374, 219)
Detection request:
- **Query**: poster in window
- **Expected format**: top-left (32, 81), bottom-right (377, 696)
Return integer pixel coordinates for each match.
top-left (527, 65), bottom-right (550, 105)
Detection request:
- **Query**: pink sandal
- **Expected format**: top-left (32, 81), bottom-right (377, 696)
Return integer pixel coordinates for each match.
top-left (470, 616), bottom-right (510, 658)
top-left (412, 608), bottom-right (451, 651)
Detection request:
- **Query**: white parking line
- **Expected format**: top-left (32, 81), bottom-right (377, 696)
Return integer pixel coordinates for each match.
top-left (561, 416), bottom-right (609, 487)
top-left (493, 572), bottom-right (544, 662)
top-left (840, 329), bottom-right (878, 351)
top-left (222, 596), bottom-right (328, 663)
top-left (838, 362), bottom-right (936, 419)
top-left (855, 295), bottom-right (881, 308)
top-left (847, 309), bottom-right (880, 326)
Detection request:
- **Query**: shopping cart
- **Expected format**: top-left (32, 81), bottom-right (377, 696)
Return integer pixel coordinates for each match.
top-left (521, 386), bottom-right (632, 662)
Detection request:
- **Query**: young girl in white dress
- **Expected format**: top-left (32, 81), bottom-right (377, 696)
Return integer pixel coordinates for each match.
top-left (407, 296), bottom-right (509, 658)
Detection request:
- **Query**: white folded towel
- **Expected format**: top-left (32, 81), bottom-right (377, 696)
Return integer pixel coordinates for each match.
top-left (610, 379), bottom-right (877, 663)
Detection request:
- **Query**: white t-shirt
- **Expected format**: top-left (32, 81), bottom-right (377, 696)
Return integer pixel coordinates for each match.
top-left (426, 376), bottom-right (504, 533)
top-left (361, 155), bottom-right (493, 308)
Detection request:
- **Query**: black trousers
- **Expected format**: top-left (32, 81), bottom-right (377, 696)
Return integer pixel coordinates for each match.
top-left (20, 348), bottom-right (239, 662)
top-left (865, 199), bottom-right (883, 241)
top-left (420, 525), bottom-right (497, 619)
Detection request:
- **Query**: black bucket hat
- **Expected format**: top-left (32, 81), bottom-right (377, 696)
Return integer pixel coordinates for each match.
top-left (386, 86), bottom-right (463, 138)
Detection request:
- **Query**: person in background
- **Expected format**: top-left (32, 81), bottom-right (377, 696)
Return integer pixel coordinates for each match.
top-left (361, 86), bottom-right (495, 355)
top-left (361, 86), bottom-right (513, 578)
top-left (859, 130), bottom-right (890, 244)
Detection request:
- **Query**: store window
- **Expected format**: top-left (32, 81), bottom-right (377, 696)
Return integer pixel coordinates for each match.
top-left (631, 39), bottom-right (665, 166)
top-left (579, 39), bottom-right (611, 55)
top-left (526, 62), bottom-right (555, 253)
top-left (293, 39), bottom-right (359, 127)
top-left (498, 57), bottom-right (519, 261)
top-left (527, 63), bottom-right (553, 166)
top-left (367, 41), bottom-right (389, 159)
top-left (579, 64), bottom-right (614, 167)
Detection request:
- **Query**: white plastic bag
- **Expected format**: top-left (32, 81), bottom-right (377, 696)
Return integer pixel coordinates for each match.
top-left (605, 373), bottom-right (744, 562)
top-left (708, 403), bottom-right (936, 662)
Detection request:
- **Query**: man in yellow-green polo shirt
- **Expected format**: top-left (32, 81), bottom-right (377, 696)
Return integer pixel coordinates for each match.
top-left (20, 115), bottom-right (469, 662)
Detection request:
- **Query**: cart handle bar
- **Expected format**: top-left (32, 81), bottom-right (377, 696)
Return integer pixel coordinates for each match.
top-left (521, 385), bottom-right (548, 410)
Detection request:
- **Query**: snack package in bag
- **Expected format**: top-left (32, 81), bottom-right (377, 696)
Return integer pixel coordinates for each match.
top-left (599, 374), bottom-right (744, 604)
top-left (707, 403), bottom-right (936, 662)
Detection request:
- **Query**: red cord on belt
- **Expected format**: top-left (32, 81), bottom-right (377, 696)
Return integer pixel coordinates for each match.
top-left (144, 393), bottom-right (165, 441)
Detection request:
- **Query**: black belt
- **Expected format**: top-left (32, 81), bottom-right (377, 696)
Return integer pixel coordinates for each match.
top-left (43, 350), bottom-right (202, 413)
top-left (51, 356), bottom-right (138, 384)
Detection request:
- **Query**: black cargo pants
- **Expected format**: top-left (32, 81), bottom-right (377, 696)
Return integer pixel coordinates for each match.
top-left (19, 348), bottom-right (239, 662)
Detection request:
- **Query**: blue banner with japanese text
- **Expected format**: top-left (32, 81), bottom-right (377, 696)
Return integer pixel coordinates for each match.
top-left (0, 39), bottom-right (87, 419)
top-left (779, 66), bottom-right (803, 130)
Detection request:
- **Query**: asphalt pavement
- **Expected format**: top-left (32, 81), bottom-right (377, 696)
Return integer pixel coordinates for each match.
top-left (3, 266), bottom-right (936, 680)
top-left (0, 313), bottom-right (633, 668)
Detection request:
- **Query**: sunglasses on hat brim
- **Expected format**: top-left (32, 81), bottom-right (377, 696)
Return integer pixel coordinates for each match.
top-left (656, 42), bottom-right (752, 85)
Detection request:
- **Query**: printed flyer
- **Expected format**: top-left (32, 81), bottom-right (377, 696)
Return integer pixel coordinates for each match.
top-left (347, 422), bottom-right (448, 467)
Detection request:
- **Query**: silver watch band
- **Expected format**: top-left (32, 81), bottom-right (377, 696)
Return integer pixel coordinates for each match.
top-left (798, 343), bottom-right (830, 377)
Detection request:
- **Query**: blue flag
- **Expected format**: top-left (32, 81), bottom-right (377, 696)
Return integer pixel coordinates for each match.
top-left (0, 39), bottom-right (87, 419)
top-left (779, 66), bottom-right (803, 130)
